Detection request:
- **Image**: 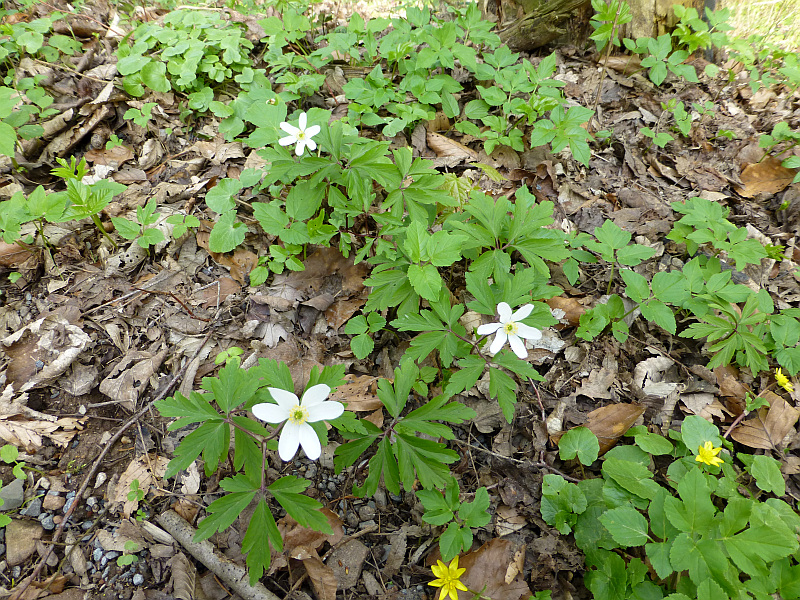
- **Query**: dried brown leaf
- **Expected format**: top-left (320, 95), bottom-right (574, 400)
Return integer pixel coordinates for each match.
top-left (735, 157), bottom-right (796, 198)
top-left (458, 538), bottom-right (532, 600)
top-left (584, 403), bottom-right (645, 455)
top-left (329, 375), bottom-right (382, 411)
top-left (730, 391), bottom-right (799, 449)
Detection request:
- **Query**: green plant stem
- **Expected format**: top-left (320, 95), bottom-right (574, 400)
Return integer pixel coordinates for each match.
top-left (91, 214), bottom-right (118, 249)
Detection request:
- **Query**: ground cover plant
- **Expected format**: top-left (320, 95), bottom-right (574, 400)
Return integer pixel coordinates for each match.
top-left (0, 0), bottom-right (799, 598)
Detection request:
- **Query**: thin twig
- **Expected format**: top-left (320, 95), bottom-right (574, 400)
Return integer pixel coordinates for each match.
top-left (11, 329), bottom-right (215, 600)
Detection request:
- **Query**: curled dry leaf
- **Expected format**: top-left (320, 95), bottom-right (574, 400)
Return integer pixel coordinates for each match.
top-left (584, 403), bottom-right (646, 455)
top-left (735, 157), bottom-right (796, 198)
top-left (457, 538), bottom-right (532, 600)
top-left (291, 545), bottom-right (337, 600)
top-left (730, 390), bottom-right (800, 449)
top-left (328, 375), bottom-right (382, 411)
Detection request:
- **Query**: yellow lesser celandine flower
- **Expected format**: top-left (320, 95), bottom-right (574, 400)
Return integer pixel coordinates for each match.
top-left (776, 368), bottom-right (794, 393)
top-left (429, 556), bottom-right (468, 600)
top-left (696, 441), bottom-right (724, 467)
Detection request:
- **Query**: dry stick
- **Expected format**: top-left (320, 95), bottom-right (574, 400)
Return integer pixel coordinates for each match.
top-left (11, 329), bottom-right (215, 600)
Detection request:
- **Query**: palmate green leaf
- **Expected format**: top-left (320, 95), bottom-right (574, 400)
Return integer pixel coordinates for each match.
top-left (645, 541), bottom-right (674, 579)
top-left (355, 436), bottom-right (399, 497)
top-left (208, 210), bottom-right (246, 253)
top-left (585, 551), bottom-right (626, 600)
top-left (664, 468), bottom-right (715, 535)
top-left (641, 299), bottom-right (676, 334)
top-left (725, 524), bottom-right (797, 577)
top-left (599, 506), bottom-right (649, 547)
top-left (602, 458), bottom-right (660, 502)
top-left (232, 419), bottom-right (264, 477)
top-left (201, 357), bottom-right (263, 413)
top-left (749, 455), bottom-right (785, 496)
top-left (398, 396), bottom-right (475, 439)
top-left (155, 391), bottom-right (220, 429)
top-left (417, 488), bottom-right (455, 525)
top-left (444, 357), bottom-right (485, 398)
top-left (395, 432), bottom-right (457, 491)
top-left (269, 476), bottom-right (332, 534)
top-left (489, 367), bottom-right (517, 423)
top-left (407, 263), bottom-right (442, 301)
top-left (195, 474), bottom-right (258, 542)
top-left (458, 487), bottom-right (491, 528)
top-left (492, 351), bottom-right (542, 381)
top-left (697, 579), bottom-right (726, 600)
top-left (558, 427), bottom-right (600, 466)
top-left (242, 499), bottom-right (281, 585)
top-left (440, 522), bottom-right (472, 562)
top-left (110, 217), bottom-right (141, 240)
top-left (670, 533), bottom-right (733, 594)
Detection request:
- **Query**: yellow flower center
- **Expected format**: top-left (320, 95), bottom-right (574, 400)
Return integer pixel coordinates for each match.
top-left (297, 131), bottom-right (306, 140)
top-left (289, 406), bottom-right (309, 425)
top-left (503, 321), bottom-right (518, 335)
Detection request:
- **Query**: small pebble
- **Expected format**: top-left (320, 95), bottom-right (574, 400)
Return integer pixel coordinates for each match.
top-left (306, 465), bottom-right (317, 479)
top-left (346, 513), bottom-right (359, 528)
top-left (105, 551), bottom-right (120, 560)
top-left (133, 574), bottom-right (144, 586)
top-left (12, 566), bottom-right (20, 579)
top-left (82, 521), bottom-right (93, 531)
top-left (93, 548), bottom-right (104, 561)
top-left (374, 489), bottom-right (387, 510)
top-left (39, 514), bottom-right (56, 530)
top-left (86, 497), bottom-right (98, 508)
top-left (94, 473), bottom-right (107, 488)
top-left (38, 478), bottom-right (50, 491)
top-left (0, 544), bottom-right (5, 555)
top-left (358, 506), bottom-right (376, 520)
top-left (327, 482), bottom-right (337, 493)
top-left (21, 497), bottom-right (42, 518)
top-left (63, 497), bottom-right (76, 513)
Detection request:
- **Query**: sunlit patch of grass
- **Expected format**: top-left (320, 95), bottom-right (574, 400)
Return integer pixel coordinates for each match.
top-left (721, 0), bottom-right (800, 50)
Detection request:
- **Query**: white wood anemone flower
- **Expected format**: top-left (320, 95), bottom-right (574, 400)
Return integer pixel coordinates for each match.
top-left (278, 112), bottom-right (320, 156)
top-left (252, 384), bottom-right (344, 461)
top-left (477, 302), bottom-right (542, 359)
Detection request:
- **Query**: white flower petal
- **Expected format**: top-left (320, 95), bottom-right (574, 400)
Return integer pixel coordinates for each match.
top-left (251, 402), bottom-right (290, 423)
top-left (515, 323), bottom-right (542, 341)
top-left (305, 138), bottom-right (317, 152)
top-left (511, 304), bottom-right (534, 322)
top-left (497, 302), bottom-right (512, 323)
top-left (489, 330), bottom-right (507, 354)
top-left (295, 141), bottom-right (305, 156)
top-left (268, 387), bottom-right (300, 410)
top-left (305, 124), bottom-right (320, 137)
top-left (298, 112), bottom-right (308, 130)
top-left (298, 423), bottom-right (321, 459)
top-left (307, 400), bottom-right (344, 422)
top-left (477, 322), bottom-right (502, 335)
top-left (278, 422), bottom-right (301, 461)
top-left (508, 334), bottom-right (528, 359)
top-left (301, 384), bottom-right (331, 408)
top-left (280, 122), bottom-right (300, 135)
top-left (279, 135), bottom-right (296, 146)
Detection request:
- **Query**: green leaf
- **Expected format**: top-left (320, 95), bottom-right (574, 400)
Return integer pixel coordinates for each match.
top-left (155, 391), bottom-right (220, 430)
top-left (350, 333), bottom-right (374, 359)
top-left (242, 499), bottom-right (281, 586)
top-left (602, 458), bottom-right (660, 500)
top-left (0, 444), bottom-right (18, 463)
top-left (417, 488), bottom-right (455, 525)
top-left (138, 228), bottom-right (165, 248)
top-left (441, 91), bottom-right (460, 118)
top-left (206, 179), bottom-right (242, 214)
top-left (194, 486), bottom-right (256, 541)
top-left (558, 427), bottom-right (600, 466)
top-left (141, 61), bottom-right (171, 93)
top-left (269, 476), bottom-right (332, 533)
top-left (440, 521), bottom-right (471, 562)
top-left (634, 431), bottom-right (673, 455)
top-left (640, 299), bottom-right (676, 334)
top-left (599, 506), bottom-right (650, 547)
top-left (645, 541), bottom-right (674, 579)
top-left (458, 487), bottom-right (491, 528)
top-left (407, 263), bottom-right (442, 301)
top-left (585, 551), bottom-right (627, 600)
top-left (621, 269), bottom-right (649, 303)
top-left (680, 415), bottom-right (722, 456)
top-left (209, 210), bottom-right (246, 253)
top-left (617, 244), bottom-right (657, 266)
top-left (111, 217), bottom-right (140, 241)
top-left (663, 467), bottom-right (715, 535)
top-left (749, 455), bottom-right (785, 496)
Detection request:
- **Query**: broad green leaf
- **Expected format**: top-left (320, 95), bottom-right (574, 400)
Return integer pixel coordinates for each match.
top-left (634, 431), bottom-right (673, 455)
top-left (269, 476), bottom-right (331, 533)
top-left (458, 487), bottom-right (491, 528)
top-left (242, 499), bottom-right (281, 585)
top-left (558, 427), bottom-right (600, 466)
top-left (194, 487), bottom-right (256, 542)
top-left (208, 210), bottom-right (246, 253)
top-left (407, 263), bottom-right (442, 301)
top-left (749, 455), bottom-right (785, 496)
top-left (111, 217), bottom-right (140, 241)
top-left (663, 468), bottom-right (715, 535)
top-left (599, 506), bottom-right (649, 547)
